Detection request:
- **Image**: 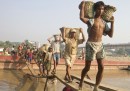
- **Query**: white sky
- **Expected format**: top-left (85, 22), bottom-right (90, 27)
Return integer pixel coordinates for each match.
top-left (0, 0), bottom-right (130, 45)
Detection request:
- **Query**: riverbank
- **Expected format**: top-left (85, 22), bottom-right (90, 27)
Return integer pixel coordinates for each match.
top-left (0, 69), bottom-right (130, 91)
top-left (0, 55), bottom-right (130, 70)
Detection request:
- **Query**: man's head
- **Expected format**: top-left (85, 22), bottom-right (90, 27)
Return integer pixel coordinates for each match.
top-left (69, 29), bottom-right (76, 38)
top-left (48, 47), bottom-right (53, 52)
top-left (54, 35), bottom-right (59, 41)
top-left (94, 1), bottom-right (105, 16)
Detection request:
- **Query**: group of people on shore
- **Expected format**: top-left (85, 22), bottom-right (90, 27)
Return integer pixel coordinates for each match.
top-left (13, 1), bottom-right (114, 91)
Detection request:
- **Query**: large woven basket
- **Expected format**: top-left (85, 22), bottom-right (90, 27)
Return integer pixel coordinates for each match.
top-left (40, 44), bottom-right (49, 52)
top-left (79, 1), bottom-right (116, 21)
top-left (84, 1), bottom-right (94, 18)
top-left (79, 1), bottom-right (94, 18)
top-left (60, 27), bottom-right (82, 40)
top-left (102, 5), bottom-right (116, 21)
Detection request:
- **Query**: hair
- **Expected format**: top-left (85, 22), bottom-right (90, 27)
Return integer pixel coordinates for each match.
top-left (69, 29), bottom-right (76, 39)
top-left (93, 1), bottom-right (105, 11)
top-left (48, 47), bottom-right (52, 51)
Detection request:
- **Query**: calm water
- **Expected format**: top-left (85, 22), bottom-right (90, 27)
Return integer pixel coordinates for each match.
top-left (0, 69), bottom-right (130, 91)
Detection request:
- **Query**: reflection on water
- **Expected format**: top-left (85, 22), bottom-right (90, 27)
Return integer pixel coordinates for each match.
top-left (0, 80), bottom-right (16, 91)
top-left (101, 70), bottom-right (130, 91)
top-left (0, 69), bottom-right (130, 91)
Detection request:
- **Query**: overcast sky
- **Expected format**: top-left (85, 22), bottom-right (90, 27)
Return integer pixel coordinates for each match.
top-left (0, 0), bottom-right (130, 46)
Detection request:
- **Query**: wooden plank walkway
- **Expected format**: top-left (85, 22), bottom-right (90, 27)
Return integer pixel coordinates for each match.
top-left (25, 62), bottom-right (128, 91)
top-left (25, 62), bottom-right (37, 75)
top-left (25, 62), bottom-right (46, 83)
top-left (54, 74), bottom-right (128, 91)
top-left (54, 74), bottom-right (91, 91)
top-left (71, 75), bottom-right (127, 91)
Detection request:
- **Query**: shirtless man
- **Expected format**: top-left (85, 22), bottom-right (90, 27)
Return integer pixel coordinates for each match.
top-left (79, 1), bottom-right (114, 91)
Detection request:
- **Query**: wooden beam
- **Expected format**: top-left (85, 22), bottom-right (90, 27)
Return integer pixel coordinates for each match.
top-left (26, 62), bottom-right (37, 75)
top-left (54, 74), bottom-right (79, 91)
top-left (25, 62), bottom-right (46, 82)
top-left (54, 74), bottom-right (92, 91)
top-left (71, 75), bottom-right (127, 91)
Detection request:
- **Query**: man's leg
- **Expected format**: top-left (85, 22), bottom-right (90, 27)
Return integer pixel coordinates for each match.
top-left (56, 53), bottom-right (60, 65)
top-left (55, 53), bottom-right (60, 72)
top-left (53, 60), bottom-right (56, 72)
top-left (42, 63), bottom-right (46, 76)
top-left (79, 61), bottom-right (91, 89)
top-left (93, 59), bottom-right (104, 91)
top-left (66, 65), bottom-right (72, 82)
top-left (52, 54), bottom-right (56, 74)
top-left (64, 57), bottom-right (72, 82)
top-left (64, 66), bottom-right (68, 80)
top-left (38, 62), bottom-right (42, 75)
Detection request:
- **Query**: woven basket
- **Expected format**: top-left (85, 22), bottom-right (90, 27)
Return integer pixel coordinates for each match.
top-left (79, 1), bottom-right (116, 21)
top-left (40, 44), bottom-right (49, 52)
top-left (84, 1), bottom-right (94, 18)
top-left (102, 5), bottom-right (116, 21)
top-left (79, 1), bottom-right (94, 18)
top-left (60, 27), bottom-right (82, 40)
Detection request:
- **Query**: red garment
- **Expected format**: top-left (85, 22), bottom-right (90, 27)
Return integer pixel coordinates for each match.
top-left (63, 87), bottom-right (73, 91)
top-left (29, 52), bottom-right (33, 58)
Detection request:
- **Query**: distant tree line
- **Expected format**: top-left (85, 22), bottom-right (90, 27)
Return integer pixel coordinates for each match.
top-left (0, 40), bottom-right (33, 49)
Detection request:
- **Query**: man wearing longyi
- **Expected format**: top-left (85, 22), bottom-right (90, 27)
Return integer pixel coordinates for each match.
top-left (79, 1), bottom-right (114, 91)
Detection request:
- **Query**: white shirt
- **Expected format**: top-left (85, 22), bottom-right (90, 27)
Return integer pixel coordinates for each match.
top-left (51, 41), bottom-right (61, 53)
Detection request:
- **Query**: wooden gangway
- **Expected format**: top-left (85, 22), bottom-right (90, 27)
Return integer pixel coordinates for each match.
top-left (54, 74), bottom-right (91, 91)
top-left (25, 61), bottom-right (50, 91)
top-left (54, 74), bottom-right (127, 91)
top-left (25, 61), bottom-right (47, 83)
top-left (25, 62), bottom-right (127, 91)
top-left (71, 75), bottom-right (127, 91)
top-left (25, 62), bottom-right (37, 75)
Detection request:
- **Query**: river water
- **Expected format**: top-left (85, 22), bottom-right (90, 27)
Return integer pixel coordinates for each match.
top-left (0, 69), bottom-right (130, 91)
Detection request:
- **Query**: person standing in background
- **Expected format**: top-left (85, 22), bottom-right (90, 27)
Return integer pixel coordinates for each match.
top-left (48, 34), bottom-right (62, 74)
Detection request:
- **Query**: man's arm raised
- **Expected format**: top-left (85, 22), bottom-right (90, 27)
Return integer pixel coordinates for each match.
top-left (80, 1), bottom-right (89, 24)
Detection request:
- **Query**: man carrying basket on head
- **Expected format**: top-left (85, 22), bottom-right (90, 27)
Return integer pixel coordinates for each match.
top-left (79, 1), bottom-right (115, 91)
